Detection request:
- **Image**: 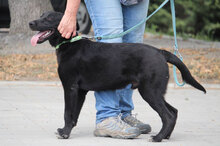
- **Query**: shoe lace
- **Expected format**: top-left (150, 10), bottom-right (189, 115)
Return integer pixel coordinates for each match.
top-left (115, 113), bottom-right (131, 129)
top-left (126, 113), bottom-right (142, 125)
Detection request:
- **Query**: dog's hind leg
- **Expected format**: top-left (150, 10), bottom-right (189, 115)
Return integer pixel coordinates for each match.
top-left (138, 82), bottom-right (176, 142)
top-left (163, 101), bottom-right (178, 139)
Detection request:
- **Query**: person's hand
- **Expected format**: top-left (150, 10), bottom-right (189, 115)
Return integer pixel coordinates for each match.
top-left (58, 11), bottom-right (77, 39)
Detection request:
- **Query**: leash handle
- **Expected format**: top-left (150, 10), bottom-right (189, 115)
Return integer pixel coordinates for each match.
top-left (170, 0), bottom-right (185, 86)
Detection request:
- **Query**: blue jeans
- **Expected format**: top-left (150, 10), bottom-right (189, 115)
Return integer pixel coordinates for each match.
top-left (84, 0), bottom-right (149, 124)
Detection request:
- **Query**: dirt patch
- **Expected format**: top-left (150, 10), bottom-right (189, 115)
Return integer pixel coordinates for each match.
top-left (0, 48), bottom-right (219, 83)
top-left (0, 53), bottom-right (58, 81)
top-left (165, 48), bottom-right (220, 84)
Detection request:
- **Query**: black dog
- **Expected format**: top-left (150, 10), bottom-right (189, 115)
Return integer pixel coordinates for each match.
top-left (29, 11), bottom-right (206, 142)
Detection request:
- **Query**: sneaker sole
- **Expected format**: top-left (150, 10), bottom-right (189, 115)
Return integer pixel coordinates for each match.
top-left (140, 128), bottom-right (151, 134)
top-left (137, 125), bottom-right (151, 134)
top-left (94, 129), bottom-right (141, 139)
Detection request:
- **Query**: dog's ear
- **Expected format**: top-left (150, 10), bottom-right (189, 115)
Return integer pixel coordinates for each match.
top-left (76, 22), bottom-right (80, 31)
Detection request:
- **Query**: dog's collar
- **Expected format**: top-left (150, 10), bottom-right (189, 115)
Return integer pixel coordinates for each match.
top-left (55, 36), bottom-right (82, 49)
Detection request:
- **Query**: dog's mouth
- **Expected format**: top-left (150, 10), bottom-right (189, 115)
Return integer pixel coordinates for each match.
top-left (31, 29), bottom-right (54, 46)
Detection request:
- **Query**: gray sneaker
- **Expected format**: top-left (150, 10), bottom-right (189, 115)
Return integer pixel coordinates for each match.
top-left (94, 115), bottom-right (141, 139)
top-left (123, 114), bottom-right (151, 134)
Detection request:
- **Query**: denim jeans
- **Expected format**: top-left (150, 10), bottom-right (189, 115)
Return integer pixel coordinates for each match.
top-left (84, 0), bottom-right (149, 124)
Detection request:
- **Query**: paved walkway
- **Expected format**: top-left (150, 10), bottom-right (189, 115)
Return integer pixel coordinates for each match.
top-left (0, 81), bottom-right (219, 146)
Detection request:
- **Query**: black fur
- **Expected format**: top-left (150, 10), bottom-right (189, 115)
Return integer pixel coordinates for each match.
top-left (29, 11), bottom-right (206, 142)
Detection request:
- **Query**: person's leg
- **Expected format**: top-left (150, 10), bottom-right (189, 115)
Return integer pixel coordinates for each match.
top-left (117, 84), bottom-right (134, 119)
top-left (85, 0), bottom-right (123, 43)
top-left (119, 0), bottom-right (149, 119)
top-left (122, 0), bottom-right (149, 43)
top-left (84, 0), bottom-right (140, 139)
top-left (119, 0), bottom-right (151, 134)
top-left (84, 0), bottom-right (123, 124)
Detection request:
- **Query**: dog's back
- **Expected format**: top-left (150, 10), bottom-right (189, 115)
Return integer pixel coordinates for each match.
top-left (57, 39), bottom-right (168, 91)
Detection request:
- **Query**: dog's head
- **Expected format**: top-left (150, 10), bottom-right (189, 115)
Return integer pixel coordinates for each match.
top-left (29, 11), bottom-right (79, 46)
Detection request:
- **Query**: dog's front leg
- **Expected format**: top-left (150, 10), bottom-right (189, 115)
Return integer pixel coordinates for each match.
top-left (56, 83), bottom-right (79, 139)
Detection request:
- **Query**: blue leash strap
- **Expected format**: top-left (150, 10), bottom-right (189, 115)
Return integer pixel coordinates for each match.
top-left (170, 0), bottom-right (185, 86)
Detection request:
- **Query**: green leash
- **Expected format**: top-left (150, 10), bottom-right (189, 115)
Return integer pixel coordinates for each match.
top-left (55, 36), bottom-right (82, 49)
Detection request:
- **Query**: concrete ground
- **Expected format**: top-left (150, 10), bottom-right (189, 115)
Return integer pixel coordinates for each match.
top-left (0, 81), bottom-right (219, 146)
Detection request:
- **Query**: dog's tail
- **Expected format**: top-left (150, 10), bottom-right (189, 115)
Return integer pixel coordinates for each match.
top-left (160, 50), bottom-right (206, 93)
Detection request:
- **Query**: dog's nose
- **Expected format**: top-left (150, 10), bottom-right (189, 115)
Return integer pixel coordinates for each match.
top-left (29, 21), bottom-right (35, 27)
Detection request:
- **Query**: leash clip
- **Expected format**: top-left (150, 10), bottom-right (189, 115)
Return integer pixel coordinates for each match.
top-left (96, 37), bottom-right (102, 40)
top-left (173, 45), bottom-right (183, 60)
top-left (80, 34), bottom-right (94, 40)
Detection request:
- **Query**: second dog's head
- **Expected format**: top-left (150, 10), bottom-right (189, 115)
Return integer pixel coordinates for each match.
top-left (29, 11), bottom-right (79, 46)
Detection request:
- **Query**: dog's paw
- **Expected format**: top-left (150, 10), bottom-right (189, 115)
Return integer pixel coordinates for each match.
top-left (55, 128), bottom-right (70, 139)
top-left (148, 135), bottom-right (162, 142)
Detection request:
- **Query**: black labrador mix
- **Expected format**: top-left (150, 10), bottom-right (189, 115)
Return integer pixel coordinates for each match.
top-left (29, 11), bottom-right (206, 142)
